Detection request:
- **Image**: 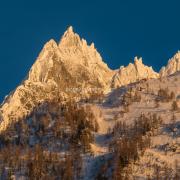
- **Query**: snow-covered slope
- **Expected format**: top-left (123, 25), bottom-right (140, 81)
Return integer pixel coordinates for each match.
top-left (86, 72), bottom-right (180, 179)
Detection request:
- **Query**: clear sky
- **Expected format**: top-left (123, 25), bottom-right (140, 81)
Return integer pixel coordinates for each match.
top-left (0, 0), bottom-right (180, 102)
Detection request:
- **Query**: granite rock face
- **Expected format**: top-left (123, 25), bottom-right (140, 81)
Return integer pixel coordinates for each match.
top-left (0, 27), bottom-right (114, 132)
top-left (2, 26), bottom-right (179, 133)
top-left (111, 57), bottom-right (159, 88)
top-left (160, 51), bottom-right (180, 77)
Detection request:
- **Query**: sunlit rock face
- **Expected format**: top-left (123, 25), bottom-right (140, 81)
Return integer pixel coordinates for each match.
top-left (0, 26), bottom-right (114, 132)
top-left (160, 51), bottom-right (180, 77)
top-left (3, 26), bottom-right (180, 133)
top-left (28, 26), bottom-right (114, 90)
top-left (111, 57), bottom-right (159, 88)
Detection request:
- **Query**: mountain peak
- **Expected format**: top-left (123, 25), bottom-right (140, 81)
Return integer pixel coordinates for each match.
top-left (59, 26), bottom-right (82, 48)
top-left (44, 39), bottom-right (58, 49)
top-left (174, 50), bottom-right (180, 58)
top-left (111, 57), bottom-right (158, 88)
top-left (63, 26), bottom-right (74, 36)
top-left (67, 26), bottom-right (73, 33)
top-left (0, 27), bottom-right (164, 133)
top-left (134, 56), bottom-right (143, 64)
top-left (160, 51), bottom-right (180, 77)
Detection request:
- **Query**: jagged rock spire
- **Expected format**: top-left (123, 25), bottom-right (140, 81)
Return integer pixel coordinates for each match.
top-left (59, 26), bottom-right (95, 51)
top-left (160, 51), bottom-right (180, 77)
top-left (67, 26), bottom-right (73, 33)
top-left (59, 26), bottom-right (82, 48)
top-left (1, 26), bottom-right (172, 134)
top-left (111, 57), bottom-right (159, 88)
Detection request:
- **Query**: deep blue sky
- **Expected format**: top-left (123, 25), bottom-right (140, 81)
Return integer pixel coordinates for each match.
top-left (0, 0), bottom-right (180, 102)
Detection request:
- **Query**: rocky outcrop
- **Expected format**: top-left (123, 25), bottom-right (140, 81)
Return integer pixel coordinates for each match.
top-left (111, 57), bottom-right (159, 88)
top-left (0, 26), bottom-right (114, 132)
top-left (28, 26), bottom-right (114, 91)
top-left (160, 51), bottom-right (180, 77)
top-left (0, 27), bottom-right (161, 132)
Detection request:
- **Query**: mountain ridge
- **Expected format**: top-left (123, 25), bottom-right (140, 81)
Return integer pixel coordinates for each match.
top-left (160, 51), bottom-right (180, 77)
top-left (0, 26), bottom-right (179, 133)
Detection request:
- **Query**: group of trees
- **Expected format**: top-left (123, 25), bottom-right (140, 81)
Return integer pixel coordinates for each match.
top-left (112, 113), bottom-right (162, 138)
top-left (156, 88), bottom-right (175, 103)
top-left (122, 88), bottom-right (141, 105)
top-left (63, 101), bottom-right (99, 152)
top-left (96, 113), bottom-right (163, 179)
top-left (155, 88), bottom-right (179, 111)
top-left (0, 144), bottom-right (83, 179)
top-left (171, 101), bottom-right (179, 111)
top-left (133, 113), bottom-right (163, 136)
top-left (0, 100), bottom-right (99, 179)
top-left (97, 109), bottom-right (180, 179)
top-left (120, 88), bottom-right (141, 115)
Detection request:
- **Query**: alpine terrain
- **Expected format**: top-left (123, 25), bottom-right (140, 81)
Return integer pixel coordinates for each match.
top-left (0, 27), bottom-right (179, 179)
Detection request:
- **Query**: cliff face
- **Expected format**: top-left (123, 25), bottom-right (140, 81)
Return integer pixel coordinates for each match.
top-left (0, 26), bottom-right (171, 132)
top-left (0, 27), bottom-right (114, 132)
top-left (28, 26), bottom-right (114, 90)
top-left (160, 51), bottom-right (180, 77)
top-left (111, 57), bottom-right (159, 88)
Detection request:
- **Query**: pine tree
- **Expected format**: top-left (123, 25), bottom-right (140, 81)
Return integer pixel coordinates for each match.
top-left (171, 101), bottom-right (178, 111)
top-left (174, 160), bottom-right (180, 180)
